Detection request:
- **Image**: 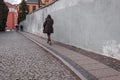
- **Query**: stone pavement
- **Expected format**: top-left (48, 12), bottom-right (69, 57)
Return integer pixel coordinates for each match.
top-left (21, 32), bottom-right (120, 80)
top-left (0, 32), bottom-right (79, 80)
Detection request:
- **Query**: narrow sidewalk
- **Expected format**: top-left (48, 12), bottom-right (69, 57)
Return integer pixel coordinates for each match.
top-left (21, 32), bottom-right (120, 80)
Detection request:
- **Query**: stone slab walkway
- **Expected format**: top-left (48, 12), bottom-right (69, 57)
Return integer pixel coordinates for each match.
top-left (21, 32), bottom-right (120, 80)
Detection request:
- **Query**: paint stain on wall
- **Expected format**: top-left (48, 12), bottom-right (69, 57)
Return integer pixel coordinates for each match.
top-left (103, 40), bottom-right (120, 58)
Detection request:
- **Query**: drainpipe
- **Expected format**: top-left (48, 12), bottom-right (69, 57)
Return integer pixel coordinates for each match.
top-left (38, 0), bottom-right (41, 8)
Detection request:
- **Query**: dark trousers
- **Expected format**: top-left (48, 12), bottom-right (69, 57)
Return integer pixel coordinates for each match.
top-left (47, 33), bottom-right (51, 42)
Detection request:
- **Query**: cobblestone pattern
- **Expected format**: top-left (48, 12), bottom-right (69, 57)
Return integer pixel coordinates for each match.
top-left (0, 32), bottom-right (79, 80)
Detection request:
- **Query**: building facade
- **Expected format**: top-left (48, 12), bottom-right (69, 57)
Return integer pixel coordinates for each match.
top-left (5, 2), bottom-right (17, 31)
top-left (25, 0), bottom-right (54, 13)
top-left (17, 0), bottom-right (55, 13)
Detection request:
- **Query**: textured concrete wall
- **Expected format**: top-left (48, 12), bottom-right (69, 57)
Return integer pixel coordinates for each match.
top-left (21, 0), bottom-right (120, 60)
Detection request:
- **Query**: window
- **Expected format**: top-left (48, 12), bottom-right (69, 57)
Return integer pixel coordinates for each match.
top-left (32, 6), bottom-right (36, 11)
top-left (45, 0), bottom-right (49, 2)
top-left (27, 5), bottom-right (29, 12)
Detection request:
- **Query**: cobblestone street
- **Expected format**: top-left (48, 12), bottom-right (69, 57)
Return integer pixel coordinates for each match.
top-left (0, 32), bottom-right (79, 80)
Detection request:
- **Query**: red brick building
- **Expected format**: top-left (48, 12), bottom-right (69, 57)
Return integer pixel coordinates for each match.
top-left (41, 0), bottom-right (53, 5)
top-left (5, 2), bottom-right (18, 31)
top-left (17, 0), bottom-right (54, 13)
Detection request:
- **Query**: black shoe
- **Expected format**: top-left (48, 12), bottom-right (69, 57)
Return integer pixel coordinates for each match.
top-left (49, 41), bottom-right (52, 45)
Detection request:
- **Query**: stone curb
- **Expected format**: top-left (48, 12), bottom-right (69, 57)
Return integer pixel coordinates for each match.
top-left (20, 33), bottom-right (88, 80)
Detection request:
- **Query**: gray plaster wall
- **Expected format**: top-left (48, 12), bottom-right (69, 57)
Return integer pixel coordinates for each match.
top-left (21, 0), bottom-right (120, 60)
